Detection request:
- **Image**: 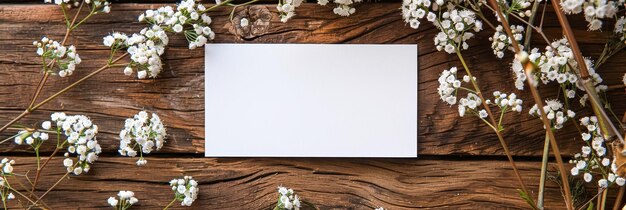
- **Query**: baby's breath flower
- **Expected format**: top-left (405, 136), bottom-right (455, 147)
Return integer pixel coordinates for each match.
top-left (1, 158), bottom-right (15, 175)
top-left (528, 99), bottom-right (574, 129)
top-left (108, 190), bottom-right (138, 210)
top-left (401, 0), bottom-right (438, 29)
top-left (615, 16), bottom-right (626, 43)
top-left (275, 186), bottom-right (301, 210)
top-left (560, 0), bottom-right (620, 30)
top-left (277, 0), bottom-right (305, 22)
top-left (169, 176), bottom-right (199, 206)
top-left (51, 112), bottom-right (101, 175)
top-left (33, 37), bottom-right (81, 77)
top-left (324, 0), bottom-right (362, 17)
top-left (45, 0), bottom-right (111, 13)
top-left (432, 8), bottom-right (482, 54)
top-left (490, 25), bottom-right (524, 58)
top-left (118, 111), bottom-right (167, 166)
top-left (113, 0), bottom-right (215, 79)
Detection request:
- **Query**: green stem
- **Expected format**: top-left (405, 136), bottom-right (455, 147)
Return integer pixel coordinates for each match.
top-left (163, 197), bottom-right (177, 210)
top-left (537, 133), bottom-right (550, 210)
top-left (523, 0), bottom-right (541, 49)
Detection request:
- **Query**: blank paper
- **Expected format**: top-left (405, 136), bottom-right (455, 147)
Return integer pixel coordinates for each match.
top-left (205, 44), bottom-right (417, 157)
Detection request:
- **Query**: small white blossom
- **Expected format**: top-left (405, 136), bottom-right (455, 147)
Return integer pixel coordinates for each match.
top-left (490, 25), bottom-right (524, 58)
top-left (170, 176), bottom-right (199, 206)
top-left (51, 112), bottom-right (101, 175)
top-left (108, 190), bottom-right (138, 209)
top-left (277, 0), bottom-right (305, 22)
top-left (276, 186), bottom-right (301, 210)
top-left (33, 37), bottom-right (81, 77)
top-left (119, 111), bottom-right (167, 166)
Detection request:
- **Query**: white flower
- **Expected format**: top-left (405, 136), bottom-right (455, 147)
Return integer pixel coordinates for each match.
top-left (276, 186), bottom-right (301, 210)
top-left (33, 37), bottom-right (81, 77)
top-left (1, 158), bottom-right (14, 174)
top-left (478, 109), bottom-right (488, 118)
top-left (109, 191), bottom-right (137, 209)
top-left (170, 176), bottom-right (199, 206)
top-left (277, 0), bottom-right (304, 22)
top-left (119, 111), bottom-right (167, 166)
top-left (490, 25), bottom-right (524, 59)
top-left (7, 193), bottom-right (14, 200)
top-left (617, 177), bottom-right (626, 186)
top-left (107, 197), bottom-right (118, 206)
top-left (529, 99), bottom-right (573, 130)
top-left (51, 112), bottom-right (101, 175)
top-left (598, 179), bottom-right (608, 188)
top-left (584, 172), bottom-right (592, 182)
top-left (42, 121), bottom-right (52, 130)
top-left (240, 18), bottom-right (249, 27)
top-left (570, 167), bottom-right (579, 176)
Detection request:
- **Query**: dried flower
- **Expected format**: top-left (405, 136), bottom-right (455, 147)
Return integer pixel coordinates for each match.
top-left (33, 37), bottom-right (81, 77)
top-left (51, 112), bottom-right (102, 175)
top-left (44, 0), bottom-right (111, 14)
top-left (275, 186), bottom-right (301, 210)
top-left (277, 0), bottom-right (304, 22)
top-left (169, 176), bottom-right (199, 206)
top-left (118, 111), bottom-right (167, 166)
top-left (490, 25), bottom-right (524, 58)
top-left (528, 99), bottom-right (574, 130)
top-left (108, 190), bottom-right (138, 210)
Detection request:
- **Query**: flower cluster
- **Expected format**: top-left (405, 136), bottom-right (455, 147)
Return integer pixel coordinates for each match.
top-left (108, 191), bottom-right (138, 210)
top-left (508, 0), bottom-right (536, 17)
top-left (433, 9), bottom-right (483, 54)
top-left (0, 159), bottom-right (16, 204)
top-left (528, 99), bottom-right (575, 129)
top-left (51, 112), bottom-right (102, 175)
top-left (437, 67), bottom-right (464, 105)
top-left (14, 129), bottom-right (50, 148)
top-left (490, 25), bottom-right (524, 58)
top-left (170, 176), bottom-right (199, 206)
top-left (488, 91), bottom-right (523, 113)
top-left (104, 0), bottom-right (215, 79)
top-left (1, 158), bottom-right (14, 175)
top-left (560, 0), bottom-right (621, 30)
top-left (401, 0), bottom-right (444, 29)
top-left (275, 186), bottom-right (301, 210)
top-left (616, 16), bottom-right (626, 43)
top-left (44, 0), bottom-right (111, 13)
top-left (118, 111), bottom-right (167, 166)
top-left (33, 37), bottom-right (81, 77)
top-left (318, 0), bottom-right (363, 17)
top-left (277, 0), bottom-right (305, 22)
top-left (570, 116), bottom-right (625, 188)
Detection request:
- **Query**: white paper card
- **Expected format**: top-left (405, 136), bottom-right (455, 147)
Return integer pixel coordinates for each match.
top-left (205, 44), bottom-right (417, 157)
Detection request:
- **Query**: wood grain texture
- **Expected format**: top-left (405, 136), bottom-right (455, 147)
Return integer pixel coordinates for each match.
top-left (4, 157), bottom-right (574, 209)
top-left (0, 4), bottom-right (623, 157)
top-left (0, 2), bottom-right (625, 209)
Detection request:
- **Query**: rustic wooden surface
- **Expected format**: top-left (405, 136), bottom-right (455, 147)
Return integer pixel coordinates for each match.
top-left (0, 2), bottom-right (624, 209)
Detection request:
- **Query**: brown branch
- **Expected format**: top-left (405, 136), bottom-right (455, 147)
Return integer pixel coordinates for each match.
top-left (549, 0), bottom-right (624, 145)
top-left (487, 0), bottom-right (574, 209)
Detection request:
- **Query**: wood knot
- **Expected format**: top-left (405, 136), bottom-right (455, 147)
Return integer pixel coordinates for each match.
top-left (229, 6), bottom-right (271, 40)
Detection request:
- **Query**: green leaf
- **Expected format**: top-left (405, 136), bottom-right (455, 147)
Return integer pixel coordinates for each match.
top-left (585, 202), bottom-right (594, 210)
top-left (517, 189), bottom-right (539, 210)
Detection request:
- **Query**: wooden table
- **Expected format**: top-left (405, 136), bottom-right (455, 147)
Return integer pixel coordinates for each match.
top-left (0, 1), bottom-right (624, 209)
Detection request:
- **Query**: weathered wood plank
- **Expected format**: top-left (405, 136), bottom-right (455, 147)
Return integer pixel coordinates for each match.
top-left (0, 4), bottom-right (624, 157)
top-left (3, 157), bottom-right (578, 209)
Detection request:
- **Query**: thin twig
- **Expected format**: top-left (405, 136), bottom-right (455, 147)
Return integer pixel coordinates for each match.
top-left (538, 133), bottom-right (550, 209)
top-left (487, 0), bottom-right (574, 208)
top-left (549, 0), bottom-right (624, 145)
top-left (27, 171), bottom-right (70, 210)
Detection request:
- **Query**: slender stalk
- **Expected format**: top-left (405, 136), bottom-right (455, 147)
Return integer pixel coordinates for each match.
top-left (30, 146), bottom-right (61, 195)
top-left (488, 0), bottom-right (574, 208)
top-left (550, 0), bottom-right (623, 144)
top-left (229, 0), bottom-right (260, 20)
top-left (163, 198), bottom-right (177, 210)
top-left (538, 133), bottom-right (550, 209)
top-left (523, 0), bottom-right (541, 49)
top-left (27, 171), bottom-right (70, 210)
top-left (31, 54), bottom-right (128, 111)
top-left (614, 186), bottom-right (625, 210)
top-left (522, 59), bottom-right (574, 210)
top-left (456, 50), bottom-right (532, 199)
